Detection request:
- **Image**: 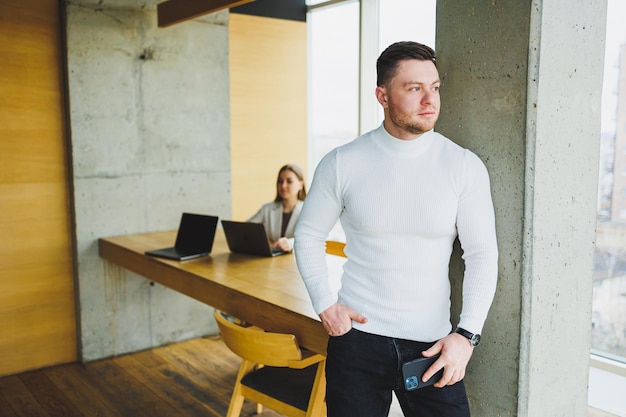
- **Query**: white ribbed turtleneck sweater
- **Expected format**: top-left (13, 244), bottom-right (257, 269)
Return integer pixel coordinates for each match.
top-left (294, 125), bottom-right (498, 342)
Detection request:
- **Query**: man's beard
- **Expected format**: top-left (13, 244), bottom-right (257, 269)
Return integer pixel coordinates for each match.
top-left (388, 108), bottom-right (438, 135)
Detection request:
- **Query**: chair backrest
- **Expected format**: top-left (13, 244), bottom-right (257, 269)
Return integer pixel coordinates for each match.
top-left (325, 240), bottom-right (346, 258)
top-left (214, 311), bottom-right (304, 367)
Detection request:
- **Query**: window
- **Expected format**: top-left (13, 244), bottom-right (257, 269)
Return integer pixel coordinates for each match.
top-left (306, 0), bottom-right (436, 169)
top-left (590, 1), bottom-right (626, 414)
top-left (594, 0), bottom-right (626, 364)
top-left (307, 1), bottom-right (360, 169)
top-left (378, 0), bottom-right (436, 52)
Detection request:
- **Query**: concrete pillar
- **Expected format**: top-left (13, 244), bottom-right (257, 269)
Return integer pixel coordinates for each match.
top-left (66, 3), bottom-right (231, 361)
top-left (436, 1), bottom-right (607, 415)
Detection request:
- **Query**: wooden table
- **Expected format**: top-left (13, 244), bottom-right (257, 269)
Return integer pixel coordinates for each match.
top-left (98, 230), bottom-right (344, 355)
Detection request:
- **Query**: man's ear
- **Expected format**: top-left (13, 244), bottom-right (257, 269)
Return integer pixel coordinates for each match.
top-left (375, 85), bottom-right (388, 108)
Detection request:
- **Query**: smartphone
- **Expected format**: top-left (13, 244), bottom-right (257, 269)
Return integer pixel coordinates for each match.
top-left (402, 354), bottom-right (443, 391)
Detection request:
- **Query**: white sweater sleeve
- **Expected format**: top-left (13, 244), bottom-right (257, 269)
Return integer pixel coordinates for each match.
top-left (456, 151), bottom-right (499, 334)
top-left (294, 151), bottom-right (344, 314)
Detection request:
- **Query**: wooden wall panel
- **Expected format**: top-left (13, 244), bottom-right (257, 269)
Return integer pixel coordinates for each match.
top-left (229, 13), bottom-right (308, 220)
top-left (0, 0), bottom-right (77, 376)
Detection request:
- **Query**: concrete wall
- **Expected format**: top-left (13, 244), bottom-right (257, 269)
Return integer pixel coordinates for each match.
top-left (520, 2), bottom-right (606, 415)
top-left (437, 1), bottom-right (530, 414)
top-left (437, 0), bottom-right (606, 415)
top-left (66, 1), bottom-right (231, 361)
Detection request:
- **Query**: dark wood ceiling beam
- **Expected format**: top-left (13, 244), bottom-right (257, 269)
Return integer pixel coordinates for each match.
top-left (157, 0), bottom-right (255, 27)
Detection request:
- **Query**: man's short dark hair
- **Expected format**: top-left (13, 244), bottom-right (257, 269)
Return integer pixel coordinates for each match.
top-left (376, 41), bottom-right (437, 87)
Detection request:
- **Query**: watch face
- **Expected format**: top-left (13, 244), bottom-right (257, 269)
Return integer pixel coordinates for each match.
top-left (456, 328), bottom-right (481, 346)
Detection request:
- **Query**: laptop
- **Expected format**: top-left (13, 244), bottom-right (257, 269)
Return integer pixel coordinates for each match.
top-left (145, 213), bottom-right (219, 261)
top-left (221, 220), bottom-right (288, 257)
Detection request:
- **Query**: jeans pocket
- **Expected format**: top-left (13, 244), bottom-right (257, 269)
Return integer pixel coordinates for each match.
top-left (328, 327), bottom-right (357, 340)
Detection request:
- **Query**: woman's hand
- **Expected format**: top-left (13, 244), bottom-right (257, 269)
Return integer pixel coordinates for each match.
top-left (274, 237), bottom-right (293, 252)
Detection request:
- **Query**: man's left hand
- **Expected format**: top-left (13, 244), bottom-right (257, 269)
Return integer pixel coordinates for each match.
top-left (420, 333), bottom-right (474, 388)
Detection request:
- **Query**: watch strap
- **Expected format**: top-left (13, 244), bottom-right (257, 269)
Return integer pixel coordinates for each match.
top-left (455, 327), bottom-right (481, 347)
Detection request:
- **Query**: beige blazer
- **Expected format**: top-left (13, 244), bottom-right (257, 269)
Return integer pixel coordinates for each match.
top-left (247, 200), bottom-right (304, 246)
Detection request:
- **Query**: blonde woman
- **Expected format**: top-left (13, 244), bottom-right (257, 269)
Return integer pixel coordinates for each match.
top-left (248, 164), bottom-right (306, 253)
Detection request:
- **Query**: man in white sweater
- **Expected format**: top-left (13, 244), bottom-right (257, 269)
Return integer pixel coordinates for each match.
top-left (294, 41), bottom-right (498, 417)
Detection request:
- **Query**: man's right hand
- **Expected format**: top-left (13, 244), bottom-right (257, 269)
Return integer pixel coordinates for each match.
top-left (319, 303), bottom-right (368, 336)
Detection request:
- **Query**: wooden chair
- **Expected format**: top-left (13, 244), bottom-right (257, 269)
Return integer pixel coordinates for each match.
top-left (214, 311), bottom-right (327, 417)
top-left (325, 240), bottom-right (346, 257)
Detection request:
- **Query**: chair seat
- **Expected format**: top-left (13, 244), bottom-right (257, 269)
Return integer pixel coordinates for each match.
top-left (241, 363), bottom-right (319, 411)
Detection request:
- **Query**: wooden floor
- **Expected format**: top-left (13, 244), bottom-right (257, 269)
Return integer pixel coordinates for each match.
top-left (0, 335), bottom-right (282, 417)
top-left (0, 335), bottom-right (618, 417)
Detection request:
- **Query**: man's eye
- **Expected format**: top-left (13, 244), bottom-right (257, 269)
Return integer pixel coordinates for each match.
top-left (410, 86), bottom-right (421, 92)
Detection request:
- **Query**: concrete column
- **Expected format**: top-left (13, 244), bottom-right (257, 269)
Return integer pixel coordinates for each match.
top-left (66, 2), bottom-right (231, 361)
top-left (436, 1), bottom-right (607, 415)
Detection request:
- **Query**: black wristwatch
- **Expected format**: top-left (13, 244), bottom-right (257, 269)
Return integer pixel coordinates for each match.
top-left (455, 327), bottom-right (481, 347)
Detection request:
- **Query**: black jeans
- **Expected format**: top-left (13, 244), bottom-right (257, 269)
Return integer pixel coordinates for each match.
top-left (326, 328), bottom-right (471, 417)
